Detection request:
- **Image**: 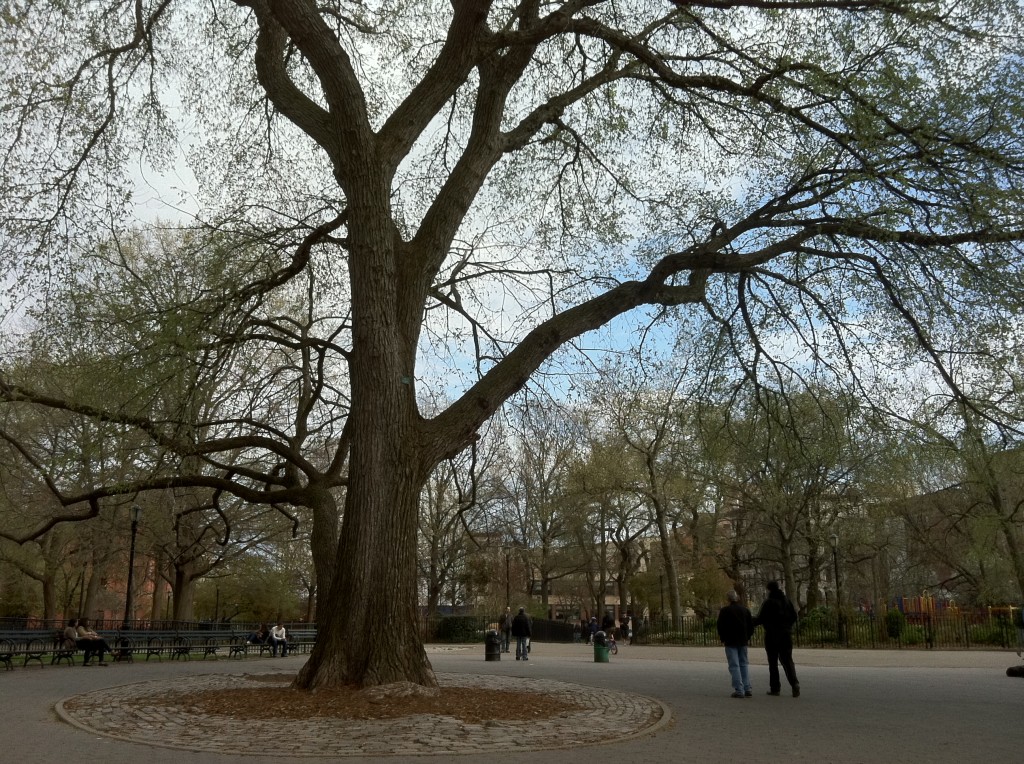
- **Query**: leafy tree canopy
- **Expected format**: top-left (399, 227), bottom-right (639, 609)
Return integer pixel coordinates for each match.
top-left (1, 0), bottom-right (1024, 688)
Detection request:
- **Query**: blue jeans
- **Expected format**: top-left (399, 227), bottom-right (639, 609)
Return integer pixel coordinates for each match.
top-left (515, 636), bottom-right (529, 659)
top-left (269, 636), bottom-right (288, 657)
top-left (725, 645), bottom-right (751, 693)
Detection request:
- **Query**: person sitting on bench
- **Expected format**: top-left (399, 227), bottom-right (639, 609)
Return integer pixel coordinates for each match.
top-left (76, 618), bottom-right (111, 666)
top-left (269, 622), bottom-right (288, 657)
top-left (62, 619), bottom-right (81, 654)
top-left (248, 623), bottom-right (269, 646)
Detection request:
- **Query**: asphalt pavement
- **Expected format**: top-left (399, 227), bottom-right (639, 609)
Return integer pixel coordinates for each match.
top-left (2, 642), bottom-right (1021, 763)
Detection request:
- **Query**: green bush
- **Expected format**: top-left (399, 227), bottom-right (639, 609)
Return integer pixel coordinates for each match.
top-left (885, 610), bottom-right (905, 640)
top-left (969, 622), bottom-right (1010, 646)
top-left (434, 616), bottom-right (484, 643)
top-left (797, 606), bottom-right (840, 643)
top-left (902, 625), bottom-right (925, 645)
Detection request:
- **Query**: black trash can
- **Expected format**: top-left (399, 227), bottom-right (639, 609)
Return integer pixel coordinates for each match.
top-left (485, 629), bottom-right (501, 661)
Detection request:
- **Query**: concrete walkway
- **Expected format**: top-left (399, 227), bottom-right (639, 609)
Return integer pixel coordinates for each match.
top-left (3, 643), bottom-right (1022, 763)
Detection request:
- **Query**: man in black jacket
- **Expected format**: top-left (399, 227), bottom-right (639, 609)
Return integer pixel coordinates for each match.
top-left (754, 580), bottom-right (800, 697)
top-left (499, 606), bottom-right (513, 653)
top-left (511, 607), bottom-right (532, 661)
top-left (717, 590), bottom-right (754, 698)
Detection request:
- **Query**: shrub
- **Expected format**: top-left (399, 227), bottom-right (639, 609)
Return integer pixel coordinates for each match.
top-left (434, 616), bottom-right (483, 643)
top-left (885, 610), bottom-right (905, 640)
top-left (969, 622), bottom-right (1010, 647)
top-left (797, 606), bottom-right (839, 643)
top-left (902, 625), bottom-right (925, 645)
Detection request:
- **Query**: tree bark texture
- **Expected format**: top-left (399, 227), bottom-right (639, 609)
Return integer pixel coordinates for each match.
top-left (297, 192), bottom-right (439, 688)
top-left (172, 565), bottom-right (197, 622)
top-left (308, 486), bottom-right (340, 618)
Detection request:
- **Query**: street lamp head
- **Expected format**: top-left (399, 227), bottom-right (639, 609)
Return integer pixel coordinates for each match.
top-left (829, 532), bottom-right (839, 549)
top-left (131, 504), bottom-right (142, 523)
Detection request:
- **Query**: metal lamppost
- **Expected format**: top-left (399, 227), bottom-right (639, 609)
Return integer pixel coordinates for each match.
top-left (122, 504), bottom-right (141, 630)
top-left (830, 533), bottom-right (844, 644)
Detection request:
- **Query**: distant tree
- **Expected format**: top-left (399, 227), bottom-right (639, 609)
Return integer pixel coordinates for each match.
top-left (716, 386), bottom-right (877, 607)
top-left (566, 429), bottom-right (652, 618)
top-left (895, 399), bottom-right (1024, 604)
top-left (492, 399), bottom-right (586, 609)
top-left (418, 429), bottom-right (498, 616)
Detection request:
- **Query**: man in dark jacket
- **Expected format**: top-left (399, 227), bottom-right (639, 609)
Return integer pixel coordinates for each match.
top-left (511, 607), bottom-right (532, 660)
top-left (754, 580), bottom-right (800, 697)
top-left (717, 590), bottom-right (754, 698)
top-left (499, 606), bottom-right (513, 653)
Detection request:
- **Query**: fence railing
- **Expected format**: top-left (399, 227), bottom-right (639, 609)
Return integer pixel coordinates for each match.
top-left (635, 611), bottom-right (1024, 650)
top-left (5, 611), bottom-right (1019, 650)
top-left (416, 614), bottom-right (575, 643)
top-left (0, 617), bottom-right (314, 635)
top-left (0, 615), bottom-right (578, 644)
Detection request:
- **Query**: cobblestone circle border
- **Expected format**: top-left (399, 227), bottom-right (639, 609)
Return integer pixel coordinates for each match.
top-left (56, 672), bottom-right (670, 757)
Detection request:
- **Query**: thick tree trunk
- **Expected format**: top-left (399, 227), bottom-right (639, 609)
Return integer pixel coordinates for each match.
top-left (82, 562), bottom-right (102, 619)
top-left (150, 553), bottom-right (168, 623)
top-left (303, 569), bottom-right (317, 623)
top-left (40, 534), bottom-right (61, 622)
top-left (780, 537), bottom-right (798, 611)
top-left (41, 573), bottom-right (57, 623)
top-left (654, 503), bottom-right (683, 628)
top-left (295, 449), bottom-right (435, 689)
top-left (426, 561), bottom-right (442, 616)
top-left (171, 565), bottom-right (196, 622)
top-left (308, 486), bottom-right (339, 616)
top-left (295, 196), bottom-right (437, 689)
top-left (805, 552), bottom-right (821, 610)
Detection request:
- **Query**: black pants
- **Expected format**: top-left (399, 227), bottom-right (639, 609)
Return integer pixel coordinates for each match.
top-left (764, 632), bottom-right (799, 691)
top-left (79, 638), bottom-right (110, 663)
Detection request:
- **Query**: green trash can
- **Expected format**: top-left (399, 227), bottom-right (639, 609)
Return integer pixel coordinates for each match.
top-left (593, 644), bottom-right (610, 663)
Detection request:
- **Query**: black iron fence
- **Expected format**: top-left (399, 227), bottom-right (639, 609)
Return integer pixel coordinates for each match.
top-left (417, 614), bottom-right (575, 643)
top-left (5, 610), bottom-right (1019, 650)
top-left (0, 617), bottom-right (313, 635)
top-left (0, 615), bottom-right (578, 644)
top-left (635, 610), bottom-right (1024, 650)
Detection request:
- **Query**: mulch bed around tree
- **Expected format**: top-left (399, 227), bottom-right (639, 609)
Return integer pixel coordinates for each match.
top-left (141, 673), bottom-right (583, 725)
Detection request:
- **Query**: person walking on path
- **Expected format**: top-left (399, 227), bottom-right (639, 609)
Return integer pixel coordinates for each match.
top-left (499, 607), bottom-right (513, 653)
top-left (511, 607), bottom-right (531, 661)
top-left (717, 590), bottom-right (754, 698)
top-left (754, 580), bottom-right (800, 697)
top-left (601, 611), bottom-right (615, 635)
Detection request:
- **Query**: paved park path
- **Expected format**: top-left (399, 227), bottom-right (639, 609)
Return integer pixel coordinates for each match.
top-left (2, 642), bottom-right (1021, 763)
